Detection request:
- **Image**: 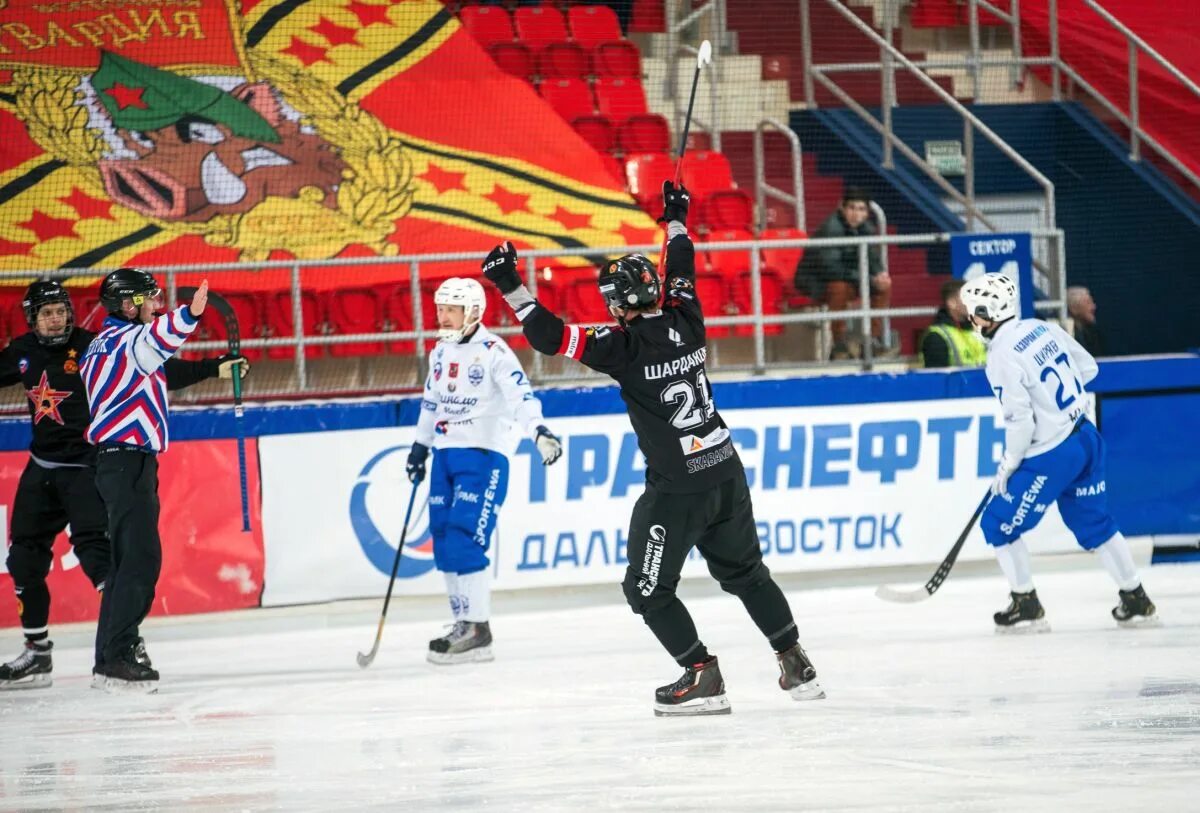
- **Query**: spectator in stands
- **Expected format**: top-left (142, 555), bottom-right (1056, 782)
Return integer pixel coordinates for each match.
top-left (921, 279), bottom-right (986, 368)
top-left (793, 188), bottom-right (892, 359)
top-left (1068, 285), bottom-right (1105, 357)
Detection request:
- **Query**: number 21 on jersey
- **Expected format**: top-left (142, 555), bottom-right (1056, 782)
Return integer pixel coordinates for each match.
top-left (660, 371), bottom-right (716, 430)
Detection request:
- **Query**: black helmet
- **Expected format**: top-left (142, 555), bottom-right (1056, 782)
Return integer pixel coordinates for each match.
top-left (597, 254), bottom-right (659, 311)
top-left (99, 267), bottom-right (161, 316)
top-left (23, 280), bottom-right (75, 347)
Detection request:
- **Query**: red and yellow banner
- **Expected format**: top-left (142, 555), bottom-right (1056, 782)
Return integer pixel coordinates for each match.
top-left (0, 0), bottom-right (659, 285)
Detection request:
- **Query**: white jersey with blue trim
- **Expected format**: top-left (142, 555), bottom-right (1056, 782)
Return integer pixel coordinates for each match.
top-left (415, 325), bottom-right (545, 455)
top-left (80, 307), bottom-right (198, 453)
top-left (984, 317), bottom-right (1099, 462)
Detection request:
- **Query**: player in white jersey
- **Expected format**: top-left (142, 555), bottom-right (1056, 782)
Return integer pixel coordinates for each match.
top-left (961, 273), bottom-right (1158, 632)
top-left (404, 278), bottom-right (563, 664)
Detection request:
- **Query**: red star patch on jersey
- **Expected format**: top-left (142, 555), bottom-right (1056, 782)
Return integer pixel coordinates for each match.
top-left (26, 371), bottom-right (72, 426)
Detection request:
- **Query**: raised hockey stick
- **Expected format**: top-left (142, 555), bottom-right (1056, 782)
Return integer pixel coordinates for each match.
top-left (357, 483), bottom-right (421, 669)
top-left (875, 491), bottom-right (992, 603)
top-left (179, 286), bottom-right (251, 532)
top-left (656, 39), bottom-right (713, 279)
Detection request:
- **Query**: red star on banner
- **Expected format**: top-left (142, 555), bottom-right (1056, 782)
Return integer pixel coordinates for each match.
top-left (58, 188), bottom-right (115, 221)
top-left (345, 0), bottom-right (393, 27)
top-left (419, 165), bottom-right (467, 194)
top-left (26, 371), bottom-right (72, 426)
top-left (282, 36), bottom-right (331, 67)
top-left (311, 17), bottom-right (359, 46)
top-left (17, 211), bottom-right (79, 242)
top-left (616, 221), bottom-right (661, 248)
top-left (104, 82), bottom-right (147, 110)
top-left (548, 206), bottom-right (593, 231)
top-left (485, 184), bottom-right (530, 215)
top-left (0, 237), bottom-right (34, 256)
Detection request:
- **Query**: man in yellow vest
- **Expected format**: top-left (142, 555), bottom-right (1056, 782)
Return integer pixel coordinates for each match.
top-left (921, 279), bottom-right (987, 368)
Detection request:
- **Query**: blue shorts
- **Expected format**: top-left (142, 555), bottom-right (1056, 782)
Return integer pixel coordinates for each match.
top-left (428, 447), bottom-right (509, 574)
top-left (981, 421), bottom-right (1118, 551)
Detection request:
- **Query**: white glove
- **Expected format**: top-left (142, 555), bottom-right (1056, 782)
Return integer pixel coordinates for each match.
top-left (534, 425), bottom-right (563, 465)
top-left (991, 455), bottom-right (1020, 500)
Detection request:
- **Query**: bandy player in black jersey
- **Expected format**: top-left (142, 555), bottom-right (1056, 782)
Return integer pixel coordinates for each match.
top-left (482, 181), bottom-right (824, 716)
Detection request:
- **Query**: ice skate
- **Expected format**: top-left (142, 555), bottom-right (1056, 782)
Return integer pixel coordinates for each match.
top-left (427, 621), bottom-right (494, 665)
top-left (777, 644), bottom-right (825, 701)
top-left (0, 641), bottom-right (52, 690)
top-left (994, 589), bottom-right (1050, 634)
top-left (653, 657), bottom-right (731, 717)
top-left (99, 646), bottom-right (160, 693)
top-left (1113, 585), bottom-right (1160, 628)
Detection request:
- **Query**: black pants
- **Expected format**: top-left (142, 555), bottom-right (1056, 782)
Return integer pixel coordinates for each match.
top-left (6, 459), bottom-right (109, 641)
top-left (94, 447), bottom-right (161, 666)
top-left (622, 472), bottom-right (800, 666)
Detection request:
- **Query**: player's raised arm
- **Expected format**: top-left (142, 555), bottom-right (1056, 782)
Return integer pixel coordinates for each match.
top-left (481, 241), bottom-right (631, 376)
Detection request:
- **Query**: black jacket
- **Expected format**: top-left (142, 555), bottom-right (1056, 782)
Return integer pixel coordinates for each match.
top-left (0, 328), bottom-right (222, 464)
top-left (794, 210), bottom-right (882, 293)
top-left (1074, 321), bottom-right (1106, 358)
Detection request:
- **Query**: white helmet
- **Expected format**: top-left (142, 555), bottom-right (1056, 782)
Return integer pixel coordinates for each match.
top-left (434, 277), bottom-right (486, 342)
top-left (960, 272), bottom-right (1018, 324)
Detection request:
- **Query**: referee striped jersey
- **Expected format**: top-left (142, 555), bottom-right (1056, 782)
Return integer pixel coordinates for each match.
top-left (81, 308), bottom-right (198, 453)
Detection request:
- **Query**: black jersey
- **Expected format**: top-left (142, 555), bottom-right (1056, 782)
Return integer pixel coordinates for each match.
top-left (521, 233), bottom-right (741, 494)
top-left (0, 328), bottom-right (221, 464)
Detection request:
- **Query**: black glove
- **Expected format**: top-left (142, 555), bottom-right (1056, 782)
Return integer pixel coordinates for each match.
top-left (658, 180), bottom-right (690, 224)
top-left (203, 354), bottom-right (250, 380)
top-left (481, 241), bottom-right (522, 294)
top-left (406, 442), bottom-right (429, 484)
top-left (534, 425), bottom-right (563, 465)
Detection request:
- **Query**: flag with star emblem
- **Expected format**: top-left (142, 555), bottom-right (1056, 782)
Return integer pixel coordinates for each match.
top-left (0, 0), bottom-right (661, 290)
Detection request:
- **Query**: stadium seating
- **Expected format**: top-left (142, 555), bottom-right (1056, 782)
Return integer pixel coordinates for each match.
top-left (458, 6), bottom-right (514, 48)
top-left (267, 290), bottom-right (327, 360)
top-left (703, 229), bottom-right (755, 277)
top-left (538, 42), bottom-right (589, 79)
top-left (539, 78), bottom-right (595, 121)
top-left (623, 151), bottom-right (673, 203)
top-left (514, 6), bottom-right (570, 51)
top-left (696, 190), bottom-right (754, 232)
top-left (328, 288), bottom-right (385, 357)
top-left (690, 273), bottom-right (732, 338)
top-left (488, 42), bottom-right (535, 81)
top-left (730, 270), bottom-right (785, 336)
top-left (680, 150), bottom-right (737, 202)
top-left (594, 77), bottom-right (649, 124)
top-left (616, 114), bottom-right (670, 155)
top-left (571, 115), bottom-right (616, 153)
top-left (591, 41), bottom-right (642, 78)
top-left (566, 5), bottom-right (624, 49)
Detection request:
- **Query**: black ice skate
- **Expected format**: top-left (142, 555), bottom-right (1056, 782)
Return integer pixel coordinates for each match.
top-left (777, 644), bottom-right (825, 701)
top-left (0, 641), bottom-right (52, 690)
top-left (1113, 585), bottom-right (1160, 628)
top-left (99, 646), bottom-right (160, 693)
top-left (993, 589), bottom-right (1050, 634)
top-left (427, 621), bottom-right (494, 665)
top-left (93, 638), bottom-right (151, 690)
top-left (653, 657), bottom-right (731, 717)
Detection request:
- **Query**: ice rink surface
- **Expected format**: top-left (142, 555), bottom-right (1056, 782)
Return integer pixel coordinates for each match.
top-left (1, 563), bottom-right (1197, 812)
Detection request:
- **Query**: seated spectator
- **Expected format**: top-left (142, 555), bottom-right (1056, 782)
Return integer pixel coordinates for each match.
top-left (793, 188), bottom-right (892, 359)
top-left (1067, 285), bottom-right (1105, 357)
top-left (921, 279), bottom-right (986, 368)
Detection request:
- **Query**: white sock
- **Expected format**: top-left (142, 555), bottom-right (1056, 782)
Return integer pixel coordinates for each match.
top-left (457, 569), bottom-right (491, 623)
top-left (994, 538), bottom-right (1035, 593)
top-left (443, 572), bottom-right (462, 620)
top-left (1096, 533), bottom-right (1141, 591)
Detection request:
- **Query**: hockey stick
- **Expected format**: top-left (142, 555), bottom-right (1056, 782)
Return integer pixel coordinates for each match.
top-left (357, 482), bottom-right (421, 669)
top-left (178, 286), bottom-right (251, 532)
top-left (875, 491), bottom-right (992, 603)
top-left (655, 39), bottom-right (713, 279)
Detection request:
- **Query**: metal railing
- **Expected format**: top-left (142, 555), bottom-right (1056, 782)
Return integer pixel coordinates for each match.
top-left (754, 117), bottom-right (806, 233)
top-left (1, 230), bottom-right (1067, 398)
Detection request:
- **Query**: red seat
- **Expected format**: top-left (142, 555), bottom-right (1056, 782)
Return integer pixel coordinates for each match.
top-left (0, 287), bottom-right (27, 342)
top-left (591, 40), bottom-right (641, 78)
top-left (617, 114), bottom-right (670, 154)
top-left (514, 6), bottom-right (569, 50)
top-left (760, 226), bottom-right (808, 278)
top-left (566, 278), bottom-right (612, 325)
top-left (537, 42), bottom-right (589, 78)
top-left (731, 270), bottom-right (785, 336)
top-left (629, 0), bottom-right (665, 33)
top-left (571, 114), bottom-right (615, 153)
top-left (267, 290), bottom-right (326, 359)
top-left (594, 77), bottom-right (648, 125)
top-left (211, 292), bottom-right (266, 361)
top-left (459, 6), bottom-right (514, 47)
top-left (680, 150), bottom-right (736, 201)
top-left (601, 153), bottom-right (627, 185)
top-left (488, 42), bottom-right (534, 80)
top-left (567, 5), bottom-right (623, 48)
top-left (690, 273), bottom-right (731, 338)
top-left (539, 78), bottom-right (595, 121)
top-left (329, 288), bottom-right (384, 357)
top-left (703, 229), bottom-right (754, 276)
top-left (697, 189), bottom-right (753, 231)
top-left (623, 151), bottom-right (672, 201)
top-left (383, 284), bottom-right (420, 355)
top-left (530, 276), bottom-right (565, 315)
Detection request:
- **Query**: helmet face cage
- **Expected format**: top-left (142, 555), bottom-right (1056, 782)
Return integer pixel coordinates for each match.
top-left (23, 282), bottom-right (75, 347)
top-left (434, 277), bottom-right (486, 342)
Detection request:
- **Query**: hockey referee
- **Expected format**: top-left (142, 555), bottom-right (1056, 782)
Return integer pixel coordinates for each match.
top-left (81, 271), bottom-right (216, 692)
